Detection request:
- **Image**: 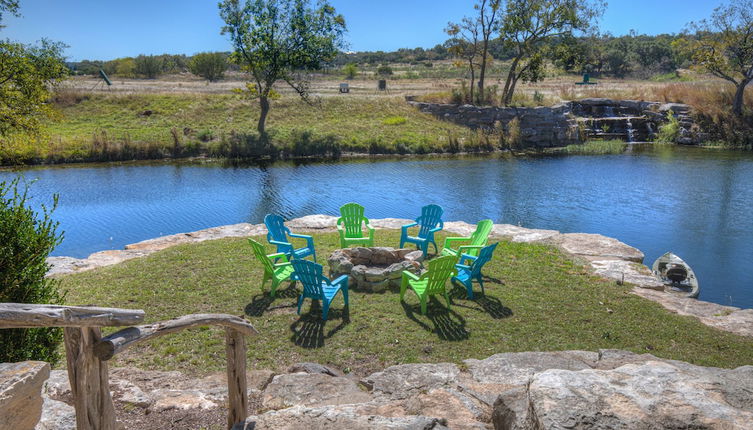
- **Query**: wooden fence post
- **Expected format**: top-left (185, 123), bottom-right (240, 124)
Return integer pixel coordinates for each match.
top-left (225, 328), bottom-right (248, 429)
top-left (64, 327), bottom-right (117, 430)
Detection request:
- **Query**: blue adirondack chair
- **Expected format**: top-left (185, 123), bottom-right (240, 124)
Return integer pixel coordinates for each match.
top-left (291, 259), bottom-right (349, 321)
top-left (399, 204), bottom-right (444, 255)
top-left (264, 214), bottom-right (316, 262)
top-left (452, 242), bottom-right (498, 299)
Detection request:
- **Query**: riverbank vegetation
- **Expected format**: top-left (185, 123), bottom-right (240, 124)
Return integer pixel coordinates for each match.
top-left (0, 94), bottom-right (503, 165)
top-left (57, 230), bottom-right (753, 376)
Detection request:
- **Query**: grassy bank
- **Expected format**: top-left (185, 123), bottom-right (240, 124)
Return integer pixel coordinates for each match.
top-left (58, 230), bottom-right (753, 376)
top-left (0, 93), bottom-right (500, 165)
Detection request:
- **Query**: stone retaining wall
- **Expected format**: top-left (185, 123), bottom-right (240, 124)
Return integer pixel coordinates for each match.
top-left (407, 98), bottom-right (707, 146)
top-left (46, 215), bottom-right (753, 339)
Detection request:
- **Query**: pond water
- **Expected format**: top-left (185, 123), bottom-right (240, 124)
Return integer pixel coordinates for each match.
top-left (2, 145), bottom-right (752, 309)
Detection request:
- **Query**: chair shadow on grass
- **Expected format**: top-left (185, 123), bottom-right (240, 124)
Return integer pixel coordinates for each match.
top-left (244, 283), bottom-right (300, 317)
top-left (401, 298), bottom-right (469, 341)
top-left (447, 282), bottom-right (513, 320)
top-left (289, 301), bottom-right (350, 349)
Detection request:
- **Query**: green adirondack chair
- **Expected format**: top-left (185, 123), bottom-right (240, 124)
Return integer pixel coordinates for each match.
top-left (441, 219), bottom-right (493, 260)
top-left (400, 255), bottom-right (457, 315)
top-left (248, 238), bottom-right (295, 297)
top-left (337, 203), bottom-right (375, 248)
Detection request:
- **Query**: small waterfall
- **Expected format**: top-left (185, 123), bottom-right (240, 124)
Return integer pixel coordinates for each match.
top-left (626, 118), bottom-right (636, 143)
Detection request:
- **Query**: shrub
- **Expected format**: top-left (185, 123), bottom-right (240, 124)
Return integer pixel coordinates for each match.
top-left (343, 63), bottom-right (358, 80)
top-left (0, 178), bottom-right (65, 363)
top-left (134, 55), bottom-right (162, 79)
top-left (188, 52), bottom-right (228, 82)
top-left (656, 110), bottom-right (680, 143)
top-left (377, 64), bottom-right (393, 76)
top-left (505, 117), bottom-right (522, 149)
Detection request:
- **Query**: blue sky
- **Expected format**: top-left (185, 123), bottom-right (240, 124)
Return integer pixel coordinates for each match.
top-left (2, 0), bottom-right (721, 61)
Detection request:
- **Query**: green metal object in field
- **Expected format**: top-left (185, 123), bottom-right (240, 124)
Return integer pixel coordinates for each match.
top-left (336, 202), bottom-right (375, 248)
top-left (248, 238), bottom-right (295, 297)
top-left (441, 219), bottom-right (493, 260)
top-left (98, 69), bottom-right (112, 86)
top-left (400, 255), bottom-right (457, 315)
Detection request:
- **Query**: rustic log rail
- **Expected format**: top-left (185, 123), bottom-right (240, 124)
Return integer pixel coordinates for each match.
top-left (0, 303), bottom-right (257, 430)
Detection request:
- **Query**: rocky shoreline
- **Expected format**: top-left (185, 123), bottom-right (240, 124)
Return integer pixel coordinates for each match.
top-left (47, 215), bottom-right (753, 339)
top-left (20, 349), bottom-right (753, 429)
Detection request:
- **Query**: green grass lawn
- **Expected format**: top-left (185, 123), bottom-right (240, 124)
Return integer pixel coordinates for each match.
top-left (58, 230), bottom-right (753, 376)
top-left (2, 94), bottom-right (491, 164)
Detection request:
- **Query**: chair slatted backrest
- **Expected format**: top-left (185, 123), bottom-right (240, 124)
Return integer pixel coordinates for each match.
top-left (470, 243), bottom-right (498, 278)
top-left (340, 203), bottom-right (366, 237)
top-left (417, 204), bottom-right (444, 238)
top-left (248, 239), bottom-right (274, 273)
top-left (470, 219), bottom-right (494, 247)
top-left (291, 259), bottom-right (326, 299)
top-left (264, 213), bottom-right (289, 243)
top-left (424, 255), bottom-right (457, 295)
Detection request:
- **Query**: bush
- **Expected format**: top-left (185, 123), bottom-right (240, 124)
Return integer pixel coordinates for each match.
top-left (377, 64), bottom-right (393, 76)
top-left (188, 52), bottom-right (228, 82)
top-left (343, 63), bottom-right (358, 80)
top-left (382, 116), bottom-right (407, 126)
top-left (134, 55), bottom-right (162, 79)
top-left (0, 178), bottom-right (65, 363)
top-left (656, 110), bottom-right (680, 143)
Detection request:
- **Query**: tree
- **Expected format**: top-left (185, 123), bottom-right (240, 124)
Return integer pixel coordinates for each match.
top-left (219, 0), bottom-right (346, 134)
top-left (0, 39), bottom-right (68, 136)
top-left (0, 178), bottom-right (65, 363)
top-left (446, 19), bottom-right (480, 104)
top-left (446, 0), bottom-right (501, 105)
top-left (678, 0), bottom-right (753, 116)
top-left (500, 0), bottom-right (604, 105)
top-left (0, 0), bottom-right (19, 28)
top-left (134, 54), bottom-right (162, 79)
top-left (189, 52), bottom-right (229, 82)
top-left (343, 62), bottom-right (357, 79)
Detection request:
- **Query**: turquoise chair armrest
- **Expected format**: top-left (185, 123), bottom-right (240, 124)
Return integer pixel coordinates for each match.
top-left (269, 239), bottom-right (292, 247)
top-left (332, 274), bottom-right (349, 287)
top-left (458, 253), bottom-right (478, 265)
top-left (401, 222), bottom-right (418, 232)
top-left (289, 233), bottom-right (315, 249)
top-left (455, 263), bottom-right (471, 270)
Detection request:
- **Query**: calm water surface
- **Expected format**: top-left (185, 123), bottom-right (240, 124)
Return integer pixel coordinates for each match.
top-left (2, 146), bottom-right (752, 309)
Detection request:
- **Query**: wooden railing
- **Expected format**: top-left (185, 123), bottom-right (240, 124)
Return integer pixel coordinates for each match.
top-left (0, 303), bottom-right (257, 430)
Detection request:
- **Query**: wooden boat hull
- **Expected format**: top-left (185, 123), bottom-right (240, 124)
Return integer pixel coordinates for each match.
top-left (652, 252), bottom-right (699, 298)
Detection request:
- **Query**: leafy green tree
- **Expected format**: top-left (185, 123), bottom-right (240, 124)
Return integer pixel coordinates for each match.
top-left (0, 39), bottom-right (68, 136)
top-left (219, 0), bottom-right (346, 134)
top-left (343, 62), bottom-right (357, 79)
top-left (0, 178), bottom-right (65, 363)
top-left (189, 52), bottom-right (229, 82)
top-left (0, 0), bottom-right (19, 28)
top-left (134, 54), bottom-right (162, 79)
top-left (500, 0), bottom-right (604, 105)
top-left (377, 64), bottom-right (393, 76)
top-left (677, 0), bottom-right (753, 116)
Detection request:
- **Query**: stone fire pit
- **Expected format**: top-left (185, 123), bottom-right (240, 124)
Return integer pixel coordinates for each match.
top-left (328, 247), bottom-right (424, 293)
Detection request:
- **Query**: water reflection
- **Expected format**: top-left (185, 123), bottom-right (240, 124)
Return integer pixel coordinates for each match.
top-left (2, 146), bottom-right (752, 308)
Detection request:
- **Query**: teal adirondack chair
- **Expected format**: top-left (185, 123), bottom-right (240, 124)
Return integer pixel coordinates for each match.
top-left (291, 259), bottom-right (349, 321)
top-left (264, 213), bottom-right (316, 262)
top-left (442, 219), bottom-right (494, 260)
top-left (400, 204), bottom-right (444, 256)
top-left (337, 203), bottom-right (375, 248)
top-left (452, 243), bottom-right (498, 299)
top-left (400, 255), bottom-right (457, 315)
top-left (248, 238), bottom-right (295, 297)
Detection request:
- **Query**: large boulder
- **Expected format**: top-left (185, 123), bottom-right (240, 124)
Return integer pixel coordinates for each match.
top-left (523, 361), bottom-right (753, 429)
top-left (0, 361), bottom-right (50, 430)
top-left (551, 233), bottom-right (645, 262)
top-left (363, 363), bottom-right (460, 400)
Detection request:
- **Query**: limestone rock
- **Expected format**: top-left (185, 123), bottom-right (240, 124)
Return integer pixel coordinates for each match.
top-left (287, 362), bottom-right (342, 377)
top-left (552, 233), bottom-right (644, 262)
top-left (0, 361), bottom-right (50, 430)
top-left (36, 396), bottom-right (75, 430)
top-left (110, 378), bottom-right (152, 408)
top-left (43, 370), bottom-right (71, 399)
top-left (588, 258), bottom-right (664, 289)
top-left (234, 404), bottom-right (450, 430)
top-left (524, 361), bottom-right (753, 429)
top-left (363, 363), bottom-right (460, 400)
top-left (149, 388), bottom-right (218, 411)
top-left (491, 224), bottom-right (560, 243)
top-left (262, 373), bottom-right (371, 410)
top-left (287, 215), bottom-right (338, 230)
